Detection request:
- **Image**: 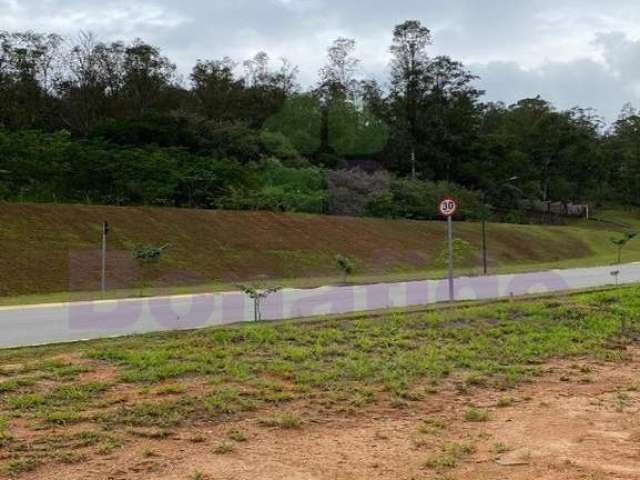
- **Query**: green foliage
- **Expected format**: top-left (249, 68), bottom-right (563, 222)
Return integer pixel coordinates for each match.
top-left (224, 159), bottom-right (327, 213)
top-left (263, 94), bottom-right (322, 155)
top-left (132, 244), bottom-right (170, 265)
top-left (260, 130), bottom-right (301, 163)
top-left (0, 25), bottom-right (635, 216)
top-left (238, 284), bottom-right (281, 322)
top-left (387, 178), bottom-right (483, 220)
top-left (327, 100), bottom-right (389, 156)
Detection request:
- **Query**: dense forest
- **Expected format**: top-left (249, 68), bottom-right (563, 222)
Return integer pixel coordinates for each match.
top-left (1, 21), bottom-right (640, 221)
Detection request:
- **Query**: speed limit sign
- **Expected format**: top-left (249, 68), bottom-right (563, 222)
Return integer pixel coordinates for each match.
top-left (439, 197), bottom-right (458, 217)
top-left (439, 196), bottom-right (458, 302)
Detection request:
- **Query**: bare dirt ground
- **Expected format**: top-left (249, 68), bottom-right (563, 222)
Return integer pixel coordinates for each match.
top-left (14, 348), bottom-right (640, 480)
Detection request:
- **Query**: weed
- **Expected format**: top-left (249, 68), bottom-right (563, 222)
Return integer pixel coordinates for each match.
top-left (3, 457), bottom-right (40, 477)
top-left (227, 428), bottom-right (248, 442)
top-left (418, 417), bottom-right (447, 435)
top-left (155, 384), bottom-right (186, 395)
top-left (43, 410), bottom-right (82, 425)
top-left (259, 412), bottom-right (303, 429)
top-left (464, 407), bottom-right (489, 422)
top-left (496, 396), bottom-right (514, 408)
top-left (424, 442), bottom-right (475, 470)
top-left (0, 378), bottom-right (36, 393)
top-left (142, 448), bottom-right (157, 458)
top-left (213, 441), bottom-right (235, 454)
top-left (54, 451), bottom-right (87, 464)
top-left (493, 442), bottom-right (510, 454)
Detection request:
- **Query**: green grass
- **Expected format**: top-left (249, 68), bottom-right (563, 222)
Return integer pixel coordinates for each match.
top-left (0, 286), bottom-right (639, 475)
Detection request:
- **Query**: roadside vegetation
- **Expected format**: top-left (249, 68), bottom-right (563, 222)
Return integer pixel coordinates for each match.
top-left (0, 286), bottom-right (637, 477)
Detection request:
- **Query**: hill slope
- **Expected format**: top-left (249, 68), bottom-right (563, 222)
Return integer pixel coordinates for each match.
top-left (0, 202), bottom-right (636, 297)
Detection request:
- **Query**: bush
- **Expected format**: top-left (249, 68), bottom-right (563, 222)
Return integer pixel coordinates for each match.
top-left (222, 159), bottom-right (327, 214)
top-left (390, 178), bottom-right (482, 220)
top-left (260, 130), bottom-right (301, 164)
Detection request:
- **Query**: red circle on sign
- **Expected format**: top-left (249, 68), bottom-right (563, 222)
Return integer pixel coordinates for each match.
top-left (439, 197), bottom-right (458, 217)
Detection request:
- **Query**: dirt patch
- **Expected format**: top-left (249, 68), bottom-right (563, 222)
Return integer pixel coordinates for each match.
top-left (13, 350), bottom-right (640, 480)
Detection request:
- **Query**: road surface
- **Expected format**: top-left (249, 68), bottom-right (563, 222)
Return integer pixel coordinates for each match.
top-left (1, 262), bottom-right (639, 349)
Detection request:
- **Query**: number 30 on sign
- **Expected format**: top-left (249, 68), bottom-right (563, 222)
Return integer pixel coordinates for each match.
top-left (439, 197), bottom-right (458, 217)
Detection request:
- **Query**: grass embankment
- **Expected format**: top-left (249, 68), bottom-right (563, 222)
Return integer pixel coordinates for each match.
top-left (0, 202), bottom-right (638, 304)
top-left (0, 286), bottom-right (637, 477)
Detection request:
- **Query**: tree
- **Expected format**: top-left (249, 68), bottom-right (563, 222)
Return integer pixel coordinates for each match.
top-left (121, 40), bottom-right (177, 117)
top-left (238, 284), bottom-right (281, 322)
top-left (419, 56), bottom-right (483, 182)
top-left (0, 31), bottom-right (63, 129)
top-left (610, 232), bottom-right (638, 265)
top-left (316, 37), bottom-right (360, 155)
top-left (389, 20), bottom-right (432, 178)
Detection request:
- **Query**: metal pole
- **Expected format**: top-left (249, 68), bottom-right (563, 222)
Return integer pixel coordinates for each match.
top-left (448, 215), bottom-right (454, 302)
top-left (481, 217), bottom-right (487, 275)
top-left (101, 221), bottom-right (108, 294)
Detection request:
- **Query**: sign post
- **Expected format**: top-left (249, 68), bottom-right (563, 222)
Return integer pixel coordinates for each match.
top-left (101, 221), bottom-right (110, 294)
top-left (438, 197), bottom-right (458, 302)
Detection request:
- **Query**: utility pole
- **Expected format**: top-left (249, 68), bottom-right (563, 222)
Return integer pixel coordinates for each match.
top-left (481, 215), bottom-right (488, 275)
top-left (480, 176), bottom-right (519, 276)
top-left (101, 221), bottom-right (110, 294)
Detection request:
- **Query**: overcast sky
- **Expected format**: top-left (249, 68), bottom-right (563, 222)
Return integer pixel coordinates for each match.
top-left (3, 0), bottom-right (640, 121)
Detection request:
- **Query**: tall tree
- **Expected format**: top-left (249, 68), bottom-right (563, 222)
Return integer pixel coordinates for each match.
top-left (316, 37), bottom-right (360, 156)
top-left (389, 20), bottom-right (432, 178)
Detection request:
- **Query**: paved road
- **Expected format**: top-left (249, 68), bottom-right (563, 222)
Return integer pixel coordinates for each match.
top-left (1, 262), bottom-right (640, 349)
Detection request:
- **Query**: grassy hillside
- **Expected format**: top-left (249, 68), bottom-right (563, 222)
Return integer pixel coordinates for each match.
top-left (0, 202), bottom-right (638, 299)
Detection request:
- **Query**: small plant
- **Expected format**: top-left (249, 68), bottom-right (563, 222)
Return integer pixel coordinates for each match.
top-left (493, 442), bottom-right (510, 454)
top-left (424, 442), bottom-right (475, 470)
top-left (3, 457), bottom-right (40, 477)
top-left (227, 428), bottom-right (248, 442)
top-left (238, 284), bottom-right (281, 322)
top-left (417, 417), bottom-right (447, 435)
top-left (496, 396), bottom-right (514, 408)
top-left (335, 254), bottom-right (354, 283)
top-left (142, 448), bottom-right (157, 458)
top-left (464, 406), bottom-right (489, 422)
top-left (132, 243), bottom-right (170, 295)
top-left (213, 441), bottom-right (235, 454)
top-left (191, 471), bottom-right (207, 480)
top-left (610, 231), bottom-right (638, 265)
top-left (259, 412), bottom-right (303, 429)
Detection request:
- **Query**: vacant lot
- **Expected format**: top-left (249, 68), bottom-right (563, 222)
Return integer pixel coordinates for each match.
top-left (0, 202), bottom-right (637, 300)
top-left (0, 287), bottom-right (639, 479)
